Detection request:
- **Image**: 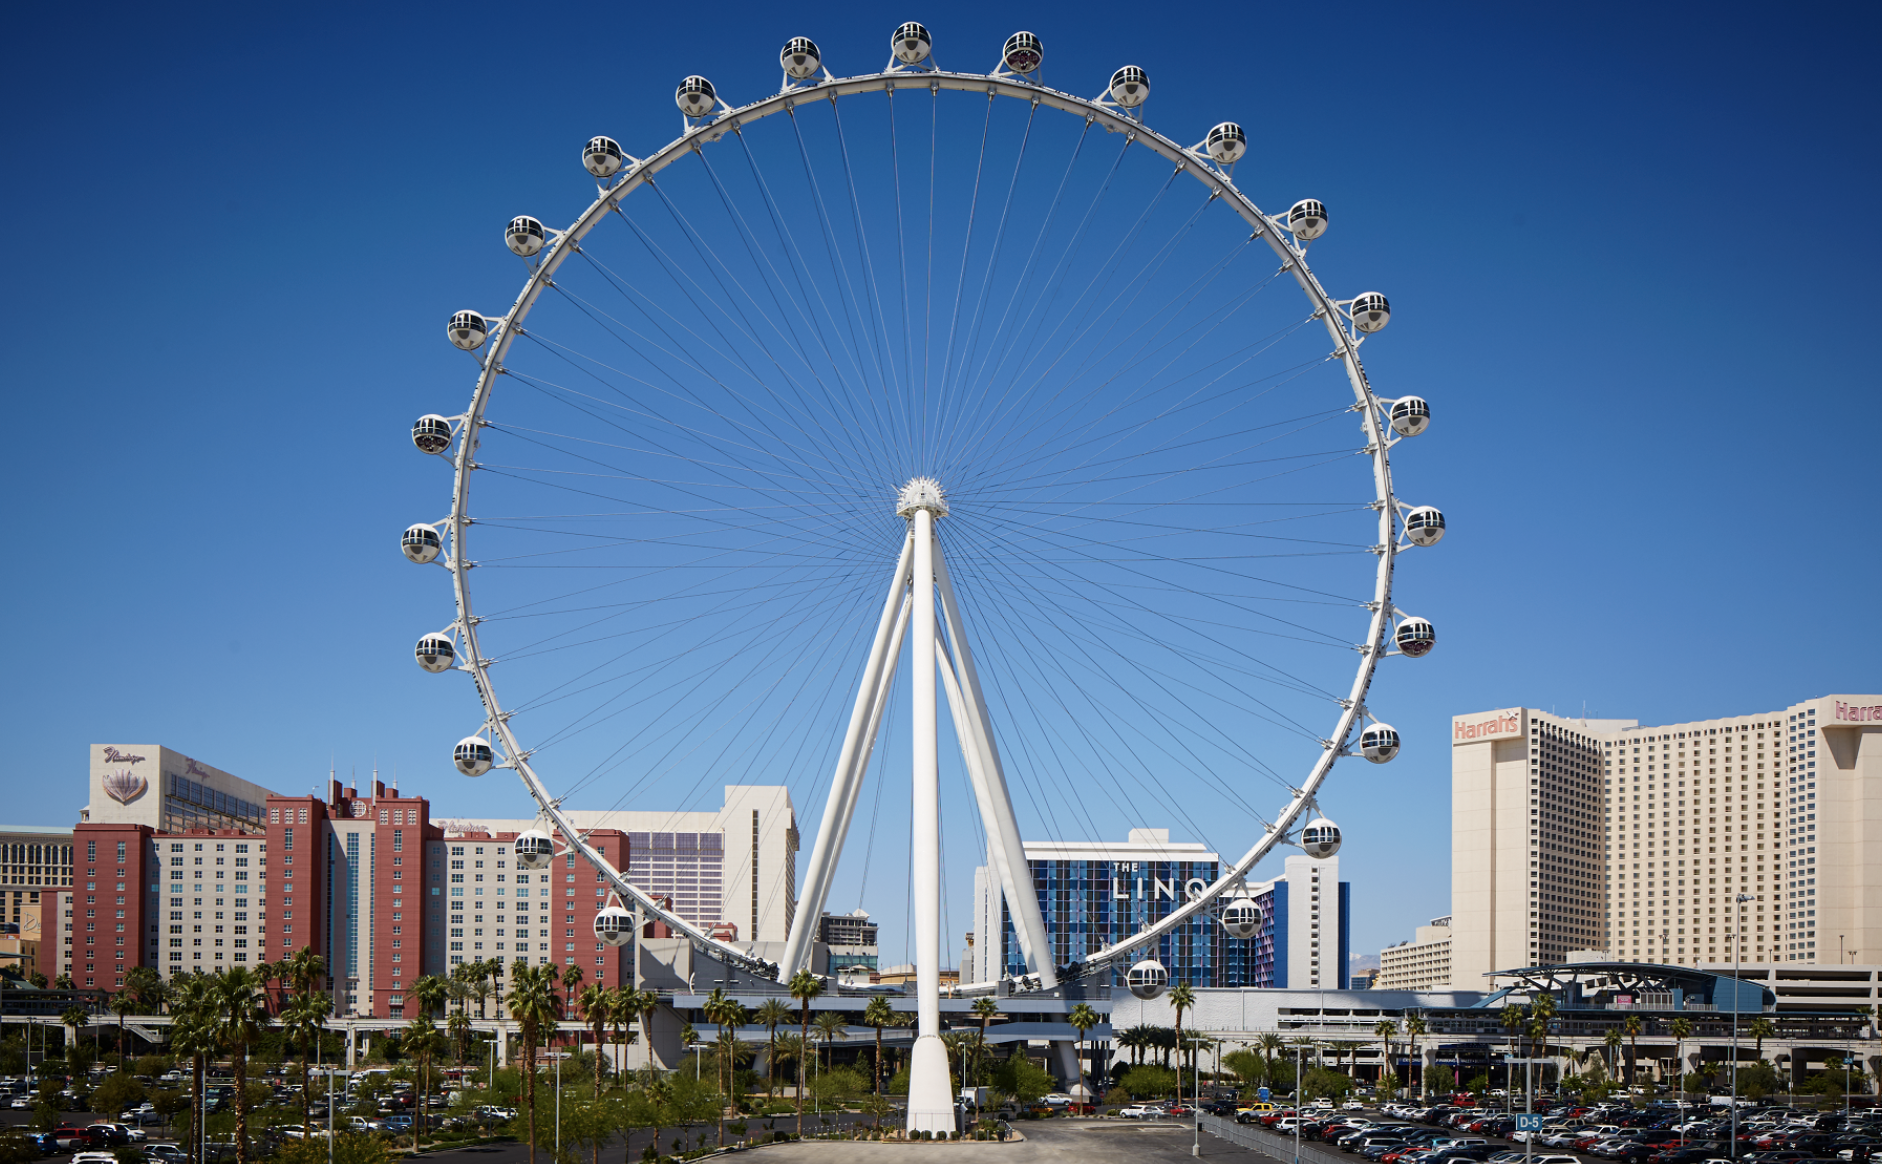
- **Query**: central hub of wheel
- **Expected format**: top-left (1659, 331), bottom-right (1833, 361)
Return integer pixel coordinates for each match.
top-left (895, 476), bottom-right (948, 519)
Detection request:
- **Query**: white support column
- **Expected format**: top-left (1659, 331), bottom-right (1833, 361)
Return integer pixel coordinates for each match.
top-left (834, 595), bottom-right (910, 857)
top-left (905, 506), bottom-right (955, 1135)
top-left (933, 547), bottom-right (1058, 988)
top-left (779, 534), bottom-right (915, 975)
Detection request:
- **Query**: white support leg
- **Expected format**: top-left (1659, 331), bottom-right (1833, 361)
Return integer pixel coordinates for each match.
top-left (905, 509), bottom-right (955, 1135)
top-left (933, 546), bottom-right (1058, 988)
top-left (779, 534), bottom-right (915, 976)
top-left (833, 594), bottom-right (909, 862)
top-left (935, 632), bottom-right (1024, 975)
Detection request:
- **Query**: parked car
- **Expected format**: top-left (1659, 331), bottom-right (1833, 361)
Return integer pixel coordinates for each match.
top-left (93, 1122), bottom-right (147, 1143)
top-left (1120, 1104), bottom-right (1167, 1120)
top-left (383, 1115), bottom-right (414, 1134)
top-left (50, 1128), bottom-right (102, 1151)
top-left (146, 1144), bottom-right (187, 1163)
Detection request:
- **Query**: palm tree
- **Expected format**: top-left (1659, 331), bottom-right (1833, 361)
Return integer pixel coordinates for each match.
top-left (1748, 1017), bottom-right (1774, 1062)
top-left (861, 996), bottom-right (900, 1122)
top-left (787, 970), bottom-right (823, 1135)
top-left (1623, 1014), bottom-right (1643, 1088)
top-left (578, 984), bottom-right (612, 1098)
top-left (1169, 983), bottom-right (1196, 1111)
top-left (281, 948), bottom-right (326, 999)
top-left (1374, 1021), bottom-right (1398, 1093)
top-left (448, 1008), bottom-right (474, 1068)
top-left (756, 998), bottom-right (793, 1098)
top-left (562, 963), bottom-right (585, 1017)
top-left (404, 1014), bottom-right (444, 1152)
top-left (168, 975), bottom-right (215, 1164)
top-left (1669, 1017), bottom-right (1693, 1102)
top-left (209, 966), bottom-right (267, 1164)
top-left (1068, 1003), bottom-right (1100, 1104)
top-left (701, 989), bottom-right (739, 1147)
top-left (507, 961), bottom-right (562, 1164)
top-left (1257, 1031), bottom-right (1285, 1086)
top-left (813, 1011), bottom-right (846, 1077)
top-left (621, 988), bottom-right (659, 1073)
top-left (1500, 1005), bottom-right (1525, 1097)
top-left (1405, 1015), bottom-right (1428, 1100)
top-left (468, 959), bottom-right (494, 1019)
top-left (971, 998), bottom-right (1000, 1084)
top-left (281, 989), bottom-right (331, 1134)
top-left (413, 973), bottom-right (451, 1020)
top-left (1604, 1027), bottom-right (1624, 1085)
top-left (109, 985), bottom-right (139, 1069)
top-left (606, 987), bottom-right (632, 1084)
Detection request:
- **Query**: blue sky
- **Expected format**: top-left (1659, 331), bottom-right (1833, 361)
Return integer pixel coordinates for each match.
top-left (4, 1), bottom-right (1877, 968)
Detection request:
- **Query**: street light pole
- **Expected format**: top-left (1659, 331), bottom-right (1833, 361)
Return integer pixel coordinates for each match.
top-left (1731, 893), bottom-right (1752, 1162)
top-left (1294, 1044), bottom-right (1303, 1164)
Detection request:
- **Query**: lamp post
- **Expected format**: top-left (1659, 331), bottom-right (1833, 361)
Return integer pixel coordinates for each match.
top-left (1730, 893), bottom-right (1752, 1161)
top-left (1294, 1043), bottom-right (1304, 1164)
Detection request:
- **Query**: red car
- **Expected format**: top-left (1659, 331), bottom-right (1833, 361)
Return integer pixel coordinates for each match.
top-left (52, 1128), bottom-right (104, 1151)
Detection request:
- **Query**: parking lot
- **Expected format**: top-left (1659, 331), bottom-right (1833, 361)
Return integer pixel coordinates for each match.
top-left (1210, 1096), bottom-right (1882, 1164)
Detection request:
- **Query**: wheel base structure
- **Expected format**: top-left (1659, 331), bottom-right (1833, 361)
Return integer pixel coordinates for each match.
top-left (905, 1034), bottom-right (957, 1136)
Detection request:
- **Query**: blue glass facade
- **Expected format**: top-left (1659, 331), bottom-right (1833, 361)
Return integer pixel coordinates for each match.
top-left (997, 859), bottom-right (1349, 989)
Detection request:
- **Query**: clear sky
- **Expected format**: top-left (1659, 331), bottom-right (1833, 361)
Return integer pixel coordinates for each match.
top-left (4, 1), bottom-right (1877, 971)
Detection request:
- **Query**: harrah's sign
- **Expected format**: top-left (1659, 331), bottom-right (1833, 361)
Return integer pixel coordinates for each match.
top-left (1454, 709), bottom-right (1524, 743)
top-left (1835, 700), bottom-right (1882, 723)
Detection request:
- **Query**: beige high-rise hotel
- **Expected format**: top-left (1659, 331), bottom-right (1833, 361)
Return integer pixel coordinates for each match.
top-left (1449, 694), bottom-right (1882, 987)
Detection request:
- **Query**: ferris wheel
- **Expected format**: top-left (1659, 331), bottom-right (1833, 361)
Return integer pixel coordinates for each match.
top-left (401, 24), bottom-right (1443, 1129)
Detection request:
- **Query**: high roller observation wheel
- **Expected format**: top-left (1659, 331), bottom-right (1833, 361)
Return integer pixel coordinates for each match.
top-left (405, 27), bottom-right (1445, 991)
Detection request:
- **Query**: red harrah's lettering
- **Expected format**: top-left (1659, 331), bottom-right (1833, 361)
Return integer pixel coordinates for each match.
top-left (1835, 700), bottom-right (1882, 722)
top-left (1454, 711), bottom-right (1521, 741)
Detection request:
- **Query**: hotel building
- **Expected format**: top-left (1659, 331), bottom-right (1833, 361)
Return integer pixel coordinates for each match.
top-left (1450, 694), bottom-right (1882, 987)
top-left (1377, 915), bottom-right (1453, 991)
top-left (970, 828), bottom-right (1349, 990)
top-left (63, 745), bottom-right (797, 1018)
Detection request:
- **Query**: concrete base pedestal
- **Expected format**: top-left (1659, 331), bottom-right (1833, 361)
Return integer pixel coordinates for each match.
top-left (905, 1034), bottom-right (957, 1136)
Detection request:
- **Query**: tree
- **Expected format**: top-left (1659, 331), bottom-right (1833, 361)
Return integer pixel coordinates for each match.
top-left (1500, 1005), bottom-right (1526, 1093)
top-left (274, 1133), bottom-right (390, 1164)
top-left (402, 1015), bottom-right (443, 1152)
top-left (168, 974), bottom-right (215, 1164)
top-left (578, 985), bottom-right (612, 1100)
top-left (1603, 1028), bottom-right (1624, 1085)
top-left (1068, 1004), bottom-right (1100, 1103)
top-left (787, 970), bottom-right (823, 1135)
top-left (861, 997), bottom-right (902, 1126)
top-left (754, 998), bottom-right (792, 1099)
top-left (1374, 1021), bottom-right (1398, 1093)
top-left (1623, 1014), bottom-right (1643, 1088)
top-left (448, 1008), bottom-right (474, 1069)
top-left (1748, 1017), bottom-right (1775, 1062)
top-left (1405, 1015), bottom-right (1428, 1100)
top-left (1168, 983), bottom-right (1196, 1110)
top-left (281, 989), bottom-right (332, 1134)
top-left (507, 961), bottom-right (562, 1164)
top-left (971, 998), bottom-right (1000, 1085)
top-left (700, 989), bottom-right (744, 1148)
top-left (1668, 1017), bottom-right (1693, 1102)
top-left (619, 989), bottom-right (658, 1076)
top-left (812, 1011), bottom-right (846, 1076)
top-left (562, 963), bottom-right (585, 1014)
top-left (412, 974), bottom-right (450, 1020)
top-left (209, 966), bottom-right (267, 1164)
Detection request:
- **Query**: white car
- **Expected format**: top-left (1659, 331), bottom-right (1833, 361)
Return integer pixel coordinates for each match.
top-left (73, 1154), bottom-right (119, 1164)
top-left (1043, 1093), bottom-right (1074, 1108)
top-left (8, 1096), bottom-right (31, 1110)
top-left (1119, 1104), bottom-right (1166, 1120)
